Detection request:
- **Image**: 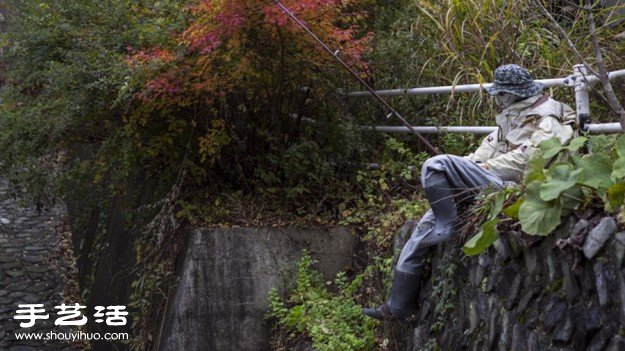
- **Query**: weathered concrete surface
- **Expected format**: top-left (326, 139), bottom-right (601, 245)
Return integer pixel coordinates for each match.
top-left (400, 215), bottom-right (625, 351)
top-left (157, 226), bottom-right (357, 351)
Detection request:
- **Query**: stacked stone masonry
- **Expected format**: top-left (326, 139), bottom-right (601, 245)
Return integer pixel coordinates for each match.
top-left (0, 178), bottom-right (81, 350)
top-left (397, 215), bottom-right (625, 351)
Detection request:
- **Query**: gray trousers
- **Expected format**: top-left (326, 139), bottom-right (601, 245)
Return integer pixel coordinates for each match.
top-left (396, 155), bottom-right (504, 273)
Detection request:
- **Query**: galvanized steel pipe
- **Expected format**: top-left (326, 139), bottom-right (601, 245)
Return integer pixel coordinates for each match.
top-left (345, 69), bottom-right (625, 98)
top-left (362, 123), bottom-right (622, 134)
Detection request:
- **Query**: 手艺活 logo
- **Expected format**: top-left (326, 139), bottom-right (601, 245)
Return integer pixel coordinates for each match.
top-left (13, 304), bottom-right (128, 328)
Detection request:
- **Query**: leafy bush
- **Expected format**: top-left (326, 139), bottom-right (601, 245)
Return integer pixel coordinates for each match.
top-left (0, 0), bottom-right (189, 202)
top-left (519, 135), bottom-right (625, 234)
top-left (463, 134), bottom-right (625, 256)
top-left (267, 251), bottom-right (379, 351)
top-left (0, 0), bottom-right (381, 223)
top-left (339, 137), bottom-right (429, 249)
top-left (122, 0), bottom-right (374, 208)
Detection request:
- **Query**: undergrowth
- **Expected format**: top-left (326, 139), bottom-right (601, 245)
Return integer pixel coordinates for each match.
top-left (266, 251), bottom-right (386, 351)
top-left (3, 0), bottom-right (625, 349)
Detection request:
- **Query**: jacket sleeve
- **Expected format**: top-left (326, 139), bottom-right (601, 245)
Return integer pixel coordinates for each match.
top-left (464, 130), bottom-right (499, 163)
top-left (484, 116), bottom-right (575, 181)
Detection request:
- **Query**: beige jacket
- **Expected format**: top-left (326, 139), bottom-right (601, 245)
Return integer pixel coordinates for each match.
top-left (465, 93), bottom-right (577, 181)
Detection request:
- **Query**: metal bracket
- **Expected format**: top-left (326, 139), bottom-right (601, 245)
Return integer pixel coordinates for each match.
top-left (570, 64), bottom-right (591, 130)
top-left (562, 74), bottom-right (579, 87)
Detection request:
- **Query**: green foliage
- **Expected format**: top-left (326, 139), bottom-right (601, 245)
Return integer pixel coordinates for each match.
top-left (429, 258), bottom-right (457, 334)
top-left (462, 134), bottom-right (625, 244)
top-left (441, 133), bottom-right (480, 156)
top-left (608, 183), bottom-right (625, 208)
top-left (1, 4), bottom-right (190, 348)
top-left (587, 134), bottom-right (619, 155)
top-left (502, 197), bottom-right (523, 220)
top-left (518, 135), bottom-right (625, 236)
top-left (359, 0), bottom-right (625, 134)
top-left (128, 260), bottom-right (173, 350)
top-left (0, 0), bottom-right (191, 207)
top-left (519, 180), bottom-right (564, 236)
top-left (462, 186), bottom-right (521, 256)
top-left (574, 154), bottom-right (614, 189)
top-left (267, 251), bottom-right (378, 351)
top-left (339, 137), bottom-right (429, 249)
top-left (539, 164), bottom-right (583, 201)
top-left (463, 218), bottom-right (499, 256)
top-left (539, 136), bottom-right (588, 159)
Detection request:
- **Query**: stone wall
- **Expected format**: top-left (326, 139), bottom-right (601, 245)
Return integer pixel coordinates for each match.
top-left (0, 178), bottom-right (82, 350)
top-left (156, 226), bottom-right (358, 351)
top-left (398, 215), bottom-right (625, 351)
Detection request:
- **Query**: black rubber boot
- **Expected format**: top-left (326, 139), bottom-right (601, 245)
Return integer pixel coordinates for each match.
top-left (363, 269), bottom-right (422, 321)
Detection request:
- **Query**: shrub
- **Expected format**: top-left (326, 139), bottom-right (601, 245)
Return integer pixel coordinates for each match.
top-left (463, 134), bottom-right (625, 256)
top-left (267, 251), bottom-right (379, 351)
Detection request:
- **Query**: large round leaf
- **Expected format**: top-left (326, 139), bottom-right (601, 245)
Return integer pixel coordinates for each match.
top-left (539, 136), bottom-right (587, 160)
top-left (572, 154), bottom-right (613, 190)
top-left (519, 181), bottom-right (563, 235)
top-left (539, 137), bottom-right (565, 159)
top-left (539, 164), bottom-right (581, 201)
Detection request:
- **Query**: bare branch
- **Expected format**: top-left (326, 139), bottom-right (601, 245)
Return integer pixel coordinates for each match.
top-left (585, 0), bottom-right (625, 129)
top-left (531, 0), bottom-right (600, 77)
top-left (533, 0), bottom-right (625, 129)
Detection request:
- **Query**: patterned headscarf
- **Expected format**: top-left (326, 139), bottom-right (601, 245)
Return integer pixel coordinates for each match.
top-left (486, 64), bottom-right (545, 98)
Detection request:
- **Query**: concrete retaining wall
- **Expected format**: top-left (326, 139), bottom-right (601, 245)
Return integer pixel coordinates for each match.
top-left (156, 226), bottom-right (358, 351)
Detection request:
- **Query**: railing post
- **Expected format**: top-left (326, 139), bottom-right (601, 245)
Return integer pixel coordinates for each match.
top-left (573, 64), bottom-right (591, 131)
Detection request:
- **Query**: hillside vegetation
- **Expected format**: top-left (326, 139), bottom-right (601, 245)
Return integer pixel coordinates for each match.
top-left (1, 0), bottom-right (625, 349)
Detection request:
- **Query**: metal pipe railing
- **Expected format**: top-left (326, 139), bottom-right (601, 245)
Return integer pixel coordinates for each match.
top-left (345, 68), bottom-right (625, 98)
top-left (293, 114), bottom-right (624, 134)
top-left (361, 122), bottom-right (623, 135)
top-left (345, 64), bottom-right (625, 134)
top-left (361, 125), bottom-right (496, 134)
